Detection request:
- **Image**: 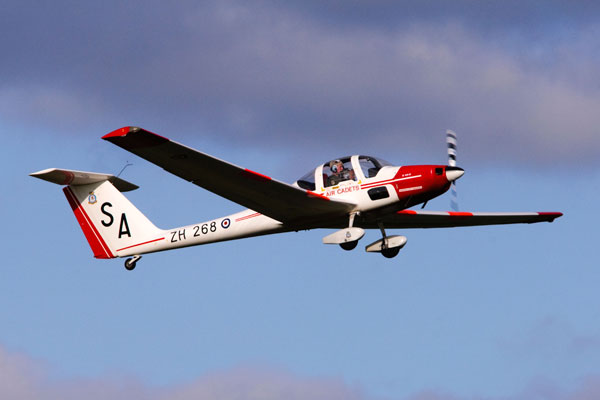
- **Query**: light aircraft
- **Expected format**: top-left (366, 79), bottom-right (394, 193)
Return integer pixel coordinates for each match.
top-left (31, 127), bottom-right (562, 270)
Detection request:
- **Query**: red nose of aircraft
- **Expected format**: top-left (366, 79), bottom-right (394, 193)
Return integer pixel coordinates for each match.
top-left (446, 166), bottom-right (464, 182)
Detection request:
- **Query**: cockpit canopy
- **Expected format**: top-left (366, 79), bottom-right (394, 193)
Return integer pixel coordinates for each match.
top-left (295, 155), bottom-right (392, 191)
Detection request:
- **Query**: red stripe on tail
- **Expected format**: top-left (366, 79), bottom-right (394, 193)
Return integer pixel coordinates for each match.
top-left (63, 187), bottom-right (115, 259)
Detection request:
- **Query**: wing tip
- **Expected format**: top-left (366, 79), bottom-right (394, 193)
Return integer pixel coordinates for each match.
top-left (538, 212), bottom-right (563, 222)
top-left (102, 126), bottom-right (136, 139)
top-left (102, 126), bottom-right (169, 148)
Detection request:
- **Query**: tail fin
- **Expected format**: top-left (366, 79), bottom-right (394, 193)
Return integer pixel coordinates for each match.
top-left (31, 169), bottom-right (164, 259)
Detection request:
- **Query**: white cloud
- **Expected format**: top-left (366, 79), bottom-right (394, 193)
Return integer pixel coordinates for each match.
top-left (0, 346), bottom-right (364, 400)
top-left (2, 343), bottom-right (600, 400)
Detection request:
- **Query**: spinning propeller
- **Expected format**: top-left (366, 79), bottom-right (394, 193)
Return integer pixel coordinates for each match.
top-left (445, 130), bottom-right (462, 211)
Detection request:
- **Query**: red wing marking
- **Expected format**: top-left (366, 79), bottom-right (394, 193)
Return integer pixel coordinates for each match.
top-left (102, 126), bottom-right (131, 139)
top-left (63, 187), bottom-right (114, 259)
top-left (102, 126), bottom-right (170, 141)
top-left (306, 190), bottom-right (330, 201)
top-left (102, 127), bottom-right (169, 149)
top-left (241, 168), bottom-right (272, 182)
top-left (537, 212), bottom-right (563, 222)
top-left (116, 237), bottom-right (165, 252)
top-left (235, 212), bottom-right (262, 222)
top-left (398, 210), bottom-right (474, 217)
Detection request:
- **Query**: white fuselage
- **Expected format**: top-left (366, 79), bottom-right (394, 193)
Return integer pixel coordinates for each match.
top-left (114, 158), bottom-right (407, 257)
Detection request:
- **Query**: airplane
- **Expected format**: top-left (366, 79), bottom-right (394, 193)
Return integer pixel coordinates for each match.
top-left (31, 127), bottom-right (562, 270)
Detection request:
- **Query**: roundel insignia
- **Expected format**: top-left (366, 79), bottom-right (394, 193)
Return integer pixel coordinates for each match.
top-left (221, 218), bottom-right (231, 229)
top-left (88, 192), bottom-right (97, 204)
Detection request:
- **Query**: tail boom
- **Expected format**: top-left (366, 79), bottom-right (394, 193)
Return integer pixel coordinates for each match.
top-left (34, 168), bottom-right (288, 261)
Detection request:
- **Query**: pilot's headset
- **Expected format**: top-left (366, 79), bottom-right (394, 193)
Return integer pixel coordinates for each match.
top-left (330, 160), bottom-right (343, 173)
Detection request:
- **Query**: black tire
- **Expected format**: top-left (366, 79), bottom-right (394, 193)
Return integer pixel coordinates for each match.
top-left (124, 258), bottom-right (136, 271)
top-left (340, 240), bottom-right (358, 251)
top-left (381, 246), bottom-right (400, 259)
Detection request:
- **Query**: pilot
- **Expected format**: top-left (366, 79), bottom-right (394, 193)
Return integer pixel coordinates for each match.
top-left (327, 159), bottom-right (354, 186)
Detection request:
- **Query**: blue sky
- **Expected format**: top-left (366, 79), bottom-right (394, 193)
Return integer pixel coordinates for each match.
top-left (1, 1), bottom-right (599, 399)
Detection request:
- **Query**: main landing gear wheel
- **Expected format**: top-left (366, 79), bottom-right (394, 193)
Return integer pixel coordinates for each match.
top-left (124, 259), bottom-right (136, 270)
top-left (124, 255), bottom-right (142, 271)
top-left (366, 223), bottom-right (406, 259)
top-left (340, 240), bottom-right (358, 251)
top-left (381, 246), bottom-right (400, 259)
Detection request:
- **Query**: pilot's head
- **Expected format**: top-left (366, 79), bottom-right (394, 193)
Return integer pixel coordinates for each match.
top-left (330, 160), bottom-right (344, 173)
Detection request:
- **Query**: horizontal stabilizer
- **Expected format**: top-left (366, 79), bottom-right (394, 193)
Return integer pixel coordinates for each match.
top-left (30, 168), bottom-right (138, 192)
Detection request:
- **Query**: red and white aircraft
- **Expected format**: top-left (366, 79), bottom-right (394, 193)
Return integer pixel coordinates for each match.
top-left (31, 127), bottom-right (562, 270)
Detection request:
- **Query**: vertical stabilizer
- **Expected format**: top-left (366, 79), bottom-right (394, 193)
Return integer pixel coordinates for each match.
top-left (63, 180), bottom-right (164, 258)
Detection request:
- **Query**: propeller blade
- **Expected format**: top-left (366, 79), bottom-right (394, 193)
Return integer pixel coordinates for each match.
top-left (446, 130), bottom-right (459, 211)
top-left (446, 129), bottom-right (457, 167)
top-left (450, 183), bottom-right (459, 211)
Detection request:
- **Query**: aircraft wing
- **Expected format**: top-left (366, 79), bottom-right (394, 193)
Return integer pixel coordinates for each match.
top-left (102, 126), bottom-right (355, 225)
top-left (366, 210), bottom-right (563, 229)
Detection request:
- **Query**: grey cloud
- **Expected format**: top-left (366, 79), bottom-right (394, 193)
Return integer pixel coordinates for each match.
top-left (267, 0), bottom-right (600, 33)
top-left (2, 1), bottom-right (599, 165)
top-left (568, 377), bottom-right (600, 400)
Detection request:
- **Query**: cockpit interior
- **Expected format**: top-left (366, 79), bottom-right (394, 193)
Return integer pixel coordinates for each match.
top-left (295, 155), bottom-right (392, 191)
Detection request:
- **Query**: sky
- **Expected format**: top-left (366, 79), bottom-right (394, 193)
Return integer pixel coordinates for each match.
top-left (1, 1), bottom-right (599, 399)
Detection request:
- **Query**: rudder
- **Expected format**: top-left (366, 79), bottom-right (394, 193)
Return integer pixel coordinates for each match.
top-left (64, 180), bottom-right (164, 259)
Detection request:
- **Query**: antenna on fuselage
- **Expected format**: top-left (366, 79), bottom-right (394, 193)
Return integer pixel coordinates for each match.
top-left (116, 161), bottom-right (133, 178)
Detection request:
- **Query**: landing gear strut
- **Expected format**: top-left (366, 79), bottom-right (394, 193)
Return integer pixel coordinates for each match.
top-left (124, 255), bottom-right (142, 271)
top-left (323, 212), bottom-right (365, 250)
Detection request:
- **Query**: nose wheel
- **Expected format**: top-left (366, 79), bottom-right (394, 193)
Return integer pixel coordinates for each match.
top-left (124, 255), bottom-right (142, 271)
